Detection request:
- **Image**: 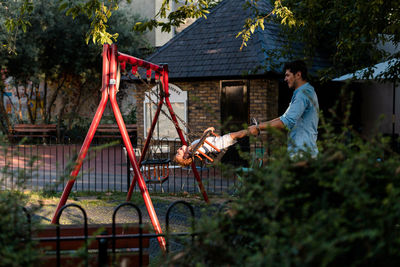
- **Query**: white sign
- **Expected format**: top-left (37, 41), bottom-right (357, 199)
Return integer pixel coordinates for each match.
top-left (144, 84), bottom-right (187, 140)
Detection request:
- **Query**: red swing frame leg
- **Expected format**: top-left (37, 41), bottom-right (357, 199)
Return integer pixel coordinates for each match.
top-left (51, 44), bottom-right (167, 250)
top-left (164, 93), bottom-right (210, 204)
top-left (51, 44), bottom-right (111, 224)
top-left (108, 45), bottom-right (166, 249)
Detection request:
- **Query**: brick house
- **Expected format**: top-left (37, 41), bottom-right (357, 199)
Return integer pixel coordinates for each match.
top-left (125, 0), bottom-right (329, 161)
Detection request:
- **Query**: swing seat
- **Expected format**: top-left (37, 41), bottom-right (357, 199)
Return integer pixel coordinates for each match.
top-left (191, 129), bottom-right (221, 163)
top-left (141, 158), bottom-right (171, 184)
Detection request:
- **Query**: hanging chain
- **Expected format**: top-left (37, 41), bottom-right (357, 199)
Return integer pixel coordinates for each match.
top-left (133, 71), bottom-right (195, 144)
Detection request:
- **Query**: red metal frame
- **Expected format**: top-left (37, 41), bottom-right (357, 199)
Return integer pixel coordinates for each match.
top-left (51, 44), bottom-right (111, 225)
top-left (124, 59), bottom-right (210, 204)
top-left (51, 44), bottom-right (210, 251)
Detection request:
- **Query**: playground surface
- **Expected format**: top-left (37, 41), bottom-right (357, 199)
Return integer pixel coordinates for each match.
top-left (30, 192), bottom-right (227, 225)
top-left (27, 191), bottom-right (230, 258)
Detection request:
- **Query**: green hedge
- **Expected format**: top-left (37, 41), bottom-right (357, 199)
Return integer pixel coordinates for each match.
top-left (166, 127), bottom-right (400, 266)
top-left (0, 191), bottom-right (39, 267)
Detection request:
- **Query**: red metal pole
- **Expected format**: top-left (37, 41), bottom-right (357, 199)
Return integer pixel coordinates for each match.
top-left (161, 66), bottom-right (210, 203)
top-left (51, 44), bottom-right (111, 223)
top-left (110, 45), bottom-right (166, 250)
top-left (117, 52), bottom-right (164, 73)
top-left (119, 47), bottom-right (211, 205)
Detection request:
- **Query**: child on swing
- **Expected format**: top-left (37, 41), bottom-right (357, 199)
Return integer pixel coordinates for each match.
top-left (174, 126), bottom-right (261, 167)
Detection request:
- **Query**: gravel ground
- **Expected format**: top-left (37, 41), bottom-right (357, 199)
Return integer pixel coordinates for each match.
top-left (29, 193), bottom-right (230, 260)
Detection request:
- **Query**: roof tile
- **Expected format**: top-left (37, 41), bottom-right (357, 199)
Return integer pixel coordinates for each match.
top-left (147, 0), bottom-right (330, 78)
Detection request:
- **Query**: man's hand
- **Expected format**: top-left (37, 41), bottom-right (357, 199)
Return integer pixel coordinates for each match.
top-left (248, 125), bottom-right (260, 136)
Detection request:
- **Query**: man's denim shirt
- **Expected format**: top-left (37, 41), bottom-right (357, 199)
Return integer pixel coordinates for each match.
top-left (280, 82), bottom-right (319, 157)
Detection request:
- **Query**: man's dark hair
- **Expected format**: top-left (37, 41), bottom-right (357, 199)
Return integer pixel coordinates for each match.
top-left (284, 60), bottom-right (308, 81)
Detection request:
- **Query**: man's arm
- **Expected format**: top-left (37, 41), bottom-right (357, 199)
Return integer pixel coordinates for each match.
top-left (279, 93), bottom-right (307, 130)
top-left (259, 118), bottom-right (285, 130)
top-left (248, 117), bottom-right (285, 136)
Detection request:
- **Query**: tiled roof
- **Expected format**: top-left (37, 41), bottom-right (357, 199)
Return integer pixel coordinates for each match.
top-left (146, 0), bottom-right (330, 79)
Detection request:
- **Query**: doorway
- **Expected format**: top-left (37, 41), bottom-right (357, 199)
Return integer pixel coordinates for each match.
top-left (220, 80), bottom-right (249, 165)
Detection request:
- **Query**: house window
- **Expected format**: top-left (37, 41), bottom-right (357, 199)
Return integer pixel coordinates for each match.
top-left (144, 83), bottom-right (187, 141)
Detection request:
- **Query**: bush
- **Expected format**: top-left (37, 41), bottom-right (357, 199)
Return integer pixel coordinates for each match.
top-left (124, 106), bottom-right (137, 124)
top-left (63, 116), bottom-right (91, 142)
top-left (166, 125), bottom-right (400, 266)
top-left (0, 191), bottom-right (39, 267)
top-left (0, 137), bottom-right (41, 266)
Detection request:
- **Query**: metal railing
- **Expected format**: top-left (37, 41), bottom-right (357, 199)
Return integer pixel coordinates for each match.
top-left (27, 200), bottom-right (199, 267)
top-left (0, 136), bottom-right (265, 194)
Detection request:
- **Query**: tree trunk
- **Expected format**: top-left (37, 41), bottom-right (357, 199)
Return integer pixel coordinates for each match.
top-left (14, 85), bottom-right (23, 123)
top-left (66, 81), bottom-right (87, 131)
top-left (41, 76), bottom-right (47, 121)
top-left (24, 83), bottom-right (36, 124)
top-left (57, 99), bottom-right (67, 143)
top-left (45, 75), bottom-right (66, 123)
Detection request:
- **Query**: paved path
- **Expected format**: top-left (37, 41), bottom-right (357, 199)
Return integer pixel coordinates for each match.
top-left (0, 144), bottom-right (238, 195)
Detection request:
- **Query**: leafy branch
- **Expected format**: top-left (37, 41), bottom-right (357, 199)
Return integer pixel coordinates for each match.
top-left (58, 0), bottom-right (123, 45)
top-left (2, 0), bottom-right (33, 53)
top-left (134, 0), bottom-right (217, 33)
top-left (236, 0), bottom-right (301, 50)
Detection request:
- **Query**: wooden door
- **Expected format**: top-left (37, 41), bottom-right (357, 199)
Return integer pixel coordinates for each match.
top-left (220, 80), bottom-right (249, 165)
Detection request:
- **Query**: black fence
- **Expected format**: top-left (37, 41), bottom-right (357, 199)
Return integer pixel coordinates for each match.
top-left (26, 200), bottom-right (200, 267)
top-left (0, 136), bottom-right (265, 195)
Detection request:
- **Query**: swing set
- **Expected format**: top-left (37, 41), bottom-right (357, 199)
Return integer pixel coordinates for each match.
top-left (51, 44), bottom-right (211, 250)
top-left (190, 128), bottom-right (222, 163)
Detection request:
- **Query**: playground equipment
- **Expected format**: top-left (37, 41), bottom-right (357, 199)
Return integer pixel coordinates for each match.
top-left (51, 44), bottom-right (210, 251)
top-left (141, 158), bottom-right (171, 184)
top-left (190, 129), bottom-right (221, 163)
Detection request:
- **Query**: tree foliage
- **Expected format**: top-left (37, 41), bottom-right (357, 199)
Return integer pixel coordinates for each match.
top-left (133, 0), bottom-right (220, 33)
top-left (58, 0), bottom-right (122, 45)
top-left (2, 0), bottom-right (400, 128)
top-left (164, 120), bottom-right (400, 266)
top-left (0, 134), bottom-right (44, 266)
top-left (61, 0), bottom-right (400, 80)
top-left (2, 0), bottom-right (399, 81)
top-left (0, 0), bottom-right (148, 133)
top-left (1, 0), bottom-right (220, 48)
top-left (240, 0), bottom-right (400, 80)
top-left (0, 0), bottom-right (33, 54)
top-left (0, 190), bottom-right (38, 267)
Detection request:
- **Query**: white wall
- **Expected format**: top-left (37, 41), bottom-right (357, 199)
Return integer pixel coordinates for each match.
top-left (129, 0), bottom-right (174, 47)
top-left (360, 81), bottom-right (400, 137)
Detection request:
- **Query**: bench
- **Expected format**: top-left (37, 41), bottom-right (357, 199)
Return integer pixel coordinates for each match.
top-left (9, 124), bottom-right (57, 141)
top-left (95, 124), bottom-right (137, 139)
top-left (33, 223), bottom-right (150, 266)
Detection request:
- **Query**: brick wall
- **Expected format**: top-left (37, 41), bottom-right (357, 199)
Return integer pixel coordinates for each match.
top-left (132, 77), bottom-right (278, 142)
top-left (249, 78), bottom-right (279, 123)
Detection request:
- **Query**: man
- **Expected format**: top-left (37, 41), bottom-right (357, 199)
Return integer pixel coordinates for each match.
top-left (176, 60), bottom-right (318, 165)
top-left (249, 60), bottom-right (319, 157)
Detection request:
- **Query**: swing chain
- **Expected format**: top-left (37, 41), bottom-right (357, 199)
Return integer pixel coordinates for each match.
top-left (133, 70), bottom-right (195, 144)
